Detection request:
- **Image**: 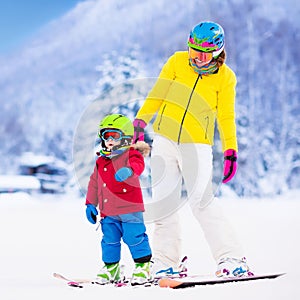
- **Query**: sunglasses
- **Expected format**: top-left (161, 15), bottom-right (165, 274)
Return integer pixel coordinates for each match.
top-left (99, 129), bottom-right (124, 141)
top-left (188, 47), bottom-right (213, 63)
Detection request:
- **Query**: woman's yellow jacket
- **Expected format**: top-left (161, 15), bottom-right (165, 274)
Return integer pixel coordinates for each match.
top-left (136, 51), bottom-right (238, 152)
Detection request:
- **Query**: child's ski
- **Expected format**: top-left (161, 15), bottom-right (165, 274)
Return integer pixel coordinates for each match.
top-left (53, 272), bottom-right (152, 288)
top-left (53, 256), bottom-right (189, 288)
top-left (53, 272), bottom-right (89, 288)
top-left (53, 271), bottom-right (187, 288)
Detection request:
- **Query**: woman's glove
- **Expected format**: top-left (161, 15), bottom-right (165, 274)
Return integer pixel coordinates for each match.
top-left (86, 204), bottom-right (98, 224)
top-left (115, 167), bottom-right (133, 182)
top-left (133, 119), bottom-right (147, 143)
top-left (222, 149), bottom-right (237, 183)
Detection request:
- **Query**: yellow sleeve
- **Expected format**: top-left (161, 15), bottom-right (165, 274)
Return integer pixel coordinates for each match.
top-left (217, 66), bottom-right (238, 152)
top-left (135, 54), bottom-right (176, 124)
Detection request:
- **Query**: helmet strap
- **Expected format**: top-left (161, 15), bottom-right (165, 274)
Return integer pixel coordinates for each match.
top-left (100, 137), bottom-right (132, 152)
top-left (98, 144), bottom-right (131, 159)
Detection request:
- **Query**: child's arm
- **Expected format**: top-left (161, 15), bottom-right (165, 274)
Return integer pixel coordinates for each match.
top-left (85, 164), bottom-right (99, 206)
top-left (85, 164), bottom-right (99, 224)
top-left (127, 149), bottom-right (145, 177)
top-left (114, 148), bottom-right (146, 182)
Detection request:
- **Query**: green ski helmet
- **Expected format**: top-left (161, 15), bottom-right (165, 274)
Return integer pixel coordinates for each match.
top-left (98, 114), bottom-right (134, 150)
top-left (99, 114), bottom-right (134, 136)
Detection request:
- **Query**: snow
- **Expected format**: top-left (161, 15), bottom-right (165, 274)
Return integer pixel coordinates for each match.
top-left (1, 189), bottom-right (299, 299)
top-left (0, 175), bottom-right (41, 191)
top-left (0, 3), bottom-right (299, 297)
top-left (18, 152), bottom-right (61, 167)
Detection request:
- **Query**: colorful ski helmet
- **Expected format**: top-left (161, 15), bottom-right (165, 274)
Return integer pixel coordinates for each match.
top-left (99, 114), bottom-right (134, 137)
top-left (187, 21), bottom-right (225, 58)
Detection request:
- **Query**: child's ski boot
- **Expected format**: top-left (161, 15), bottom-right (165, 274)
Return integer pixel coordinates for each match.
top-left (96, 262), bottom-right (121, 284)
top-left (131, 261), bottom-right (153, 286)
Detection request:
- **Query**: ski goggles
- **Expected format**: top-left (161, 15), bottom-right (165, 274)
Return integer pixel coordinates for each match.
top-left (99, 129), bottom-right (124, 141)
top-left (188, 47), bottom-right (213, 63)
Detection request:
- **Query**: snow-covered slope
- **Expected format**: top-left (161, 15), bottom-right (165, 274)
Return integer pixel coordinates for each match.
top-left (0, 189), bottom-right (299, 299)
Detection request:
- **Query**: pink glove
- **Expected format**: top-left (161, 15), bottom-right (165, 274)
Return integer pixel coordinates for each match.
top-left (133, 119), bottom-right (147, 143)
top-left (222, 149), bottom-right (237, 183)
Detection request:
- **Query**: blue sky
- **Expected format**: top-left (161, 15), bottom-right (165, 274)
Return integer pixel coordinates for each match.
top-left (0, 0), bottom-right (83, 54)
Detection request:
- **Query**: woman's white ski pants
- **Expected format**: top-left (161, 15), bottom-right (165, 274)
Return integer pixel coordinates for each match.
top-left (148, 135), bottom-right (244, 267)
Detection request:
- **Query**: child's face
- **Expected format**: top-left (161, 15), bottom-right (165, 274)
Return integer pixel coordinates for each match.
top-left (104, 138), bottom-right (121, 151)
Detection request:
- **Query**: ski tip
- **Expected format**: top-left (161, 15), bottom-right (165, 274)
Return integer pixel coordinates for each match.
top-left (158, 278), bottom-right (181, 288)
top-left (68, 281), bottom-right (84, 288)
top-left (53, 272), bottom-right (64, 279)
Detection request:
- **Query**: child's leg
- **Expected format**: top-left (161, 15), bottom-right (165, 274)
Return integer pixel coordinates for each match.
top-left (120, 212), bottom-right (152, 262)
top-left (101, 216), bottom-right (122, 263)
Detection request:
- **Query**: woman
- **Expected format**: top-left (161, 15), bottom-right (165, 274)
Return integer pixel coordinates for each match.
top-left (133, 21), bottom-right (251, 277)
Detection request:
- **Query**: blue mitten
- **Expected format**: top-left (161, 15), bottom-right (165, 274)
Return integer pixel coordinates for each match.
top-left (115, 167), bottom-right (133, 182)
top-left (86, 204), bottom-right (98, 224)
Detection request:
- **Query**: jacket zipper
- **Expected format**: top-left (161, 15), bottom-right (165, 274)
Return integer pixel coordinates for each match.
top-left (204, 116), bottom-right (209, 139)
top-left (157, 104), bottom-right (166, 130)
top-left (177, 74), bottom-right (201, 144)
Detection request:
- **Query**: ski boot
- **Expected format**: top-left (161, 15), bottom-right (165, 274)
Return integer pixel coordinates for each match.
top-left (131, 261), bottom-right (153, 286)
top-left (153, 256), bottom-right (188, 279)
top-left (216, 257), bottom-right (253, 277)
top-left (96, 262), bottom-right (121, 284)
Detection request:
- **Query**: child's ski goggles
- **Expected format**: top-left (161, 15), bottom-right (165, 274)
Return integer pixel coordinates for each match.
top-left (99, 129), bottom-right (131, 141)
top-left (188, 47), bottom-right (213, 62)
top-left (99, 129), bottom-right (124, 141)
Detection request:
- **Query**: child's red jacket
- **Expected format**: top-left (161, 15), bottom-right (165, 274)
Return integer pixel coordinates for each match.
top-left (86, 147), bottom-right (145, 217)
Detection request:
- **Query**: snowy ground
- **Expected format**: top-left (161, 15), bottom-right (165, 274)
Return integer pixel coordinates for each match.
top-left (1, 189), bottom-right (299, 300)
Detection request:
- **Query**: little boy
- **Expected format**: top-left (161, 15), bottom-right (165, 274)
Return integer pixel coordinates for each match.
top-left (85, 114), bottom-right (152, 286)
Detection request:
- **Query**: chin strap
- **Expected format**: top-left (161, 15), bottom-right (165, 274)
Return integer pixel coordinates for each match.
top-left (97, 145), bottom-right (131, 159)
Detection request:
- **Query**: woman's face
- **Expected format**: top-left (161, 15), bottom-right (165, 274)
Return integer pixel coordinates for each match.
top-left (188, 47), bottom-right (213, 67)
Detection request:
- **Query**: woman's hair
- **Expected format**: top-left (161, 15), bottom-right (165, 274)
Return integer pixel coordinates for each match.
top-left (215, 49), bottom-right (226, 67)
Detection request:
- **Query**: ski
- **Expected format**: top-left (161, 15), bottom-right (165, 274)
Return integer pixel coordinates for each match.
top-left (158, 272), bottom-right (286, 289)
top-left (53, 256), bottom-right (190, 288)
top-left (53, 271), bottom-right (189, 288)
top-left (53, 272), bottom-right (90, 288)
top-left (53, 272), bottom-right (155, 288)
